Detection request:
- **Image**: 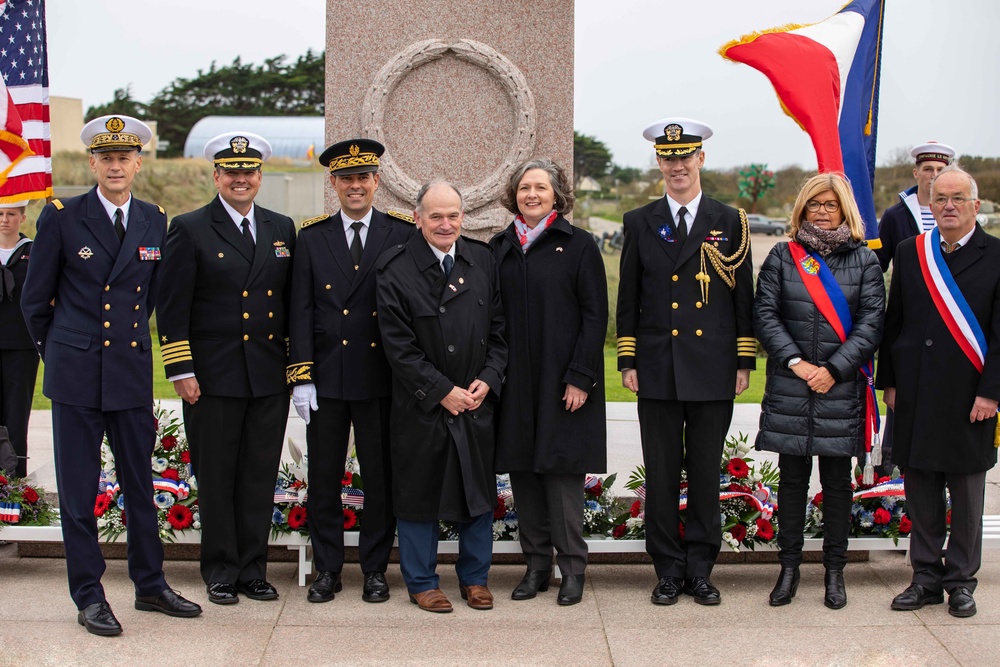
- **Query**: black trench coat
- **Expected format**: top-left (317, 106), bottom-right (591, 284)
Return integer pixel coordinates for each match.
top-left (490, 216), bottom-right (608, 473)
top-left (376, 236), bottom-right (507, 522)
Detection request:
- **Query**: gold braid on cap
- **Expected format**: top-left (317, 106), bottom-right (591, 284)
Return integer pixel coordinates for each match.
top-left (696, 208), bottom-right (750, 304)
top-left (328, 152), bottom-right (379, 173)
top-left (90, 132), bottom-right (142, 149)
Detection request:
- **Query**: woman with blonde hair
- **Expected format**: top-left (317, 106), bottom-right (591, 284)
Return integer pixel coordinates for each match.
top-left (753, 172), bottom-right (884, 609)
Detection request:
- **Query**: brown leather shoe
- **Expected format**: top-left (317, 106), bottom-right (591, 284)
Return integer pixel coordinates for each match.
top-left (460, 584), bottom-right (494, 610)
top-left (408, 588), bottom-right (453, 613)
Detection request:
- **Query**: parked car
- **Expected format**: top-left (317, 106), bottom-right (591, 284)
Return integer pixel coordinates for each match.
top-left (747, 214), bottom-right (788, 236)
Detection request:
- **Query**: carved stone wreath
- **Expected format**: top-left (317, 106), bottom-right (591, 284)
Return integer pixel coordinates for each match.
top-left (361, 39), bottom-right (537, 211)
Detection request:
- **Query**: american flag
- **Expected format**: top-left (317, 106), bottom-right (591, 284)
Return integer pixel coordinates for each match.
top-left (0, 0), bottom-right (49, 203)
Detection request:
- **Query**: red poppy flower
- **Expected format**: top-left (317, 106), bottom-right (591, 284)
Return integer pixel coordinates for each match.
top-left (586, 480), bottom-right (603, 496)
top-left (342, 471), bottom-right (354, 486)
top-left (166, 504), bottom-right (194, 530)
top-left (678, 521), bottom-right (685, 540)
top-left (755, 517), bottom-right (775, 541)
top-left (873, 508), bottom-right (891, 525)
top-left (630, 500), bottom-right (642, 518)
top-left (160, 468), bottom-right (179, 481)
top-left (343, 508), bottom-right (357, 530)
top-left (180, 451), bottom-right (191, 464)
top-left (946, 509), bottom-right (952, 525)
top-left (288, 506), bottom-right (308, 530)
top-left (160, 435), bottom-right (178, 451)
top-left (612, 523), bottom-right (627, 539)
top-left (730, 524), bottom-right (748, 544)
top-left (0, 474), bottom-right (7, 485)
top-left (899, 515), bottom-right (912, 534)
top-left (94, 494), bottom-right (111, 517)
top-left (727, 458), bottom-right (750, 479)
top-left (493, 496), bottom-right (507, 520)
top-left (811, 491), bottom-right (824, 506)
top-left (22, 487), bottom-right (39, 504)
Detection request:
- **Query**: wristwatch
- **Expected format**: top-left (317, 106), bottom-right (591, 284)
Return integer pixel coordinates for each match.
top-left (787, 357), bottom-right (802, 369)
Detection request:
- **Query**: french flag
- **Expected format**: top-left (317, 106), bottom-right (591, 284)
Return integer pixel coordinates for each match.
top-left (720, 0), bottom-right (886, 244)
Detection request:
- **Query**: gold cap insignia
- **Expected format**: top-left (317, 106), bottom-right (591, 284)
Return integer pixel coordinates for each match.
top-left (273, 240), bottom-right (285, 247)
top-left (231, 136), bottom-right (249, 154)
top-left (79, 246), bottom-right (94, 260)
top-left (105, 117), bottom-right (125, 133)
top-left (665, 124), bottom-right (682, 142)
top-left (349, 144), bottom-right (360, 157)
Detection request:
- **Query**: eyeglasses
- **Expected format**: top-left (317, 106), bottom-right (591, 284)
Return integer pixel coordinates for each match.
top-left (933, 196), bottom-right (974, 206)
top-left (806, 200), bottom-right (840, 213)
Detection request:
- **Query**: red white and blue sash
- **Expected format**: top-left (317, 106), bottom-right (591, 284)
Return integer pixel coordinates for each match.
top-left (915, 227), bottom-right (987, 372)
top-left (789, 242), bottom-right (881, 478)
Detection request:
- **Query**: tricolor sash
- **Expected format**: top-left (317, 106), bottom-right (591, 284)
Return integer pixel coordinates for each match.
top-left (789, 242), bottom-right (881, 481)
top-left (915, 228), bottom-right (986, 372)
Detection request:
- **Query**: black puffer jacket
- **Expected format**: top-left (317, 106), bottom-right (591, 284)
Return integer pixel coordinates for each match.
top-left (753, 239), bottom-right (884, 457)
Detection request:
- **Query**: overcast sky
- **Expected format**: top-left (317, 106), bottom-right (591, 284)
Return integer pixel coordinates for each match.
top-left (46, 0), bottom-right (998, 170)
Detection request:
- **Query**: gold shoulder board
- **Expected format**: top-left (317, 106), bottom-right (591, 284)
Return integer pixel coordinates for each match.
top-left (52, 199), bottom-right (64, 210)
top-left (388, 210), bottom-right (414, 224)
top-left (300, 214), bottom-right (329, 229)
top-left (157, 205), bottom-right (165, 215)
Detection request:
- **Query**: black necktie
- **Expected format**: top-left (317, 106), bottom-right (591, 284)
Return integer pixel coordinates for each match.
top-left (241, 218), bottom-right (254, 252)
top-left (442, 254), bottom-right (454, 279)
top-left (350, 221), bottom-right (364, 268)
top-left (114, 208), bottom-right (125, 243)
top-left (677, 206), bottom-right (688, 243)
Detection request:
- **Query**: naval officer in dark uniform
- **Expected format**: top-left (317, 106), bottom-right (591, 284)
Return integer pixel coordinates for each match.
top-left (616, 118), bottom-right (755, 606)
top-left (21, 115), bottom-right (201, 635)
top-left (287, 138), bottom-right (412, 603)
top-left (157, 132), bottom-right (296, 605)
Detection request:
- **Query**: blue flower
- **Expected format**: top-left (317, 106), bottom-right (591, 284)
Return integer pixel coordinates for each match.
top-left (116, 495), bottom-right (126, 510)
top-left (272, 507), bottom-right (285, 525)
top-left (584, 499), bottom-right (600, 511)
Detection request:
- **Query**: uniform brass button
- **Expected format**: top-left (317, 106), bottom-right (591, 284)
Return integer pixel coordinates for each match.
top-left (671, 302), bottom-right (678, 309)
top-left (219, 253), bottom-right (225, 258)
top-left (104, 304), bottom-right (111, 311)
top-left (696, 329), bottom-right (703, 337)
top-left (343, 339), bottom-right (348, 346)
top-left (133, 323), bottom-right (138, 329)
top-left (672, 329), bottom-right (679, 336)
top-left (136, 286), bottom-right (141, 293)
top-left (268, 312), bottom-right (273, 318)
top-left (104, 285), bottom-right (110, 292)
top-left (243, 334), bottom-right (249, 341)
top-left (243, 291), bottom-right (249, 297)
top-left (267, 290), bottom-right (273, 296)
top-left (243, 312), bottom-right (250, 319)
top-left (343, 309), bottom-right (349, 316)
top-left (104, 321), bottom-right (110, 328)
top-left (134, 305), bottom-right (140, 311)
top-left (370, 342), bottom-right (377, 348)
top-left (104, 340), bottom-right (110, 347)
top-left (672, 275), bottom-right (679, 282)
top-left (696, 302), bottom-right (703, 309)
top-left (372, 311), bottom-right (377, 317)
top-left (131, 341), bottom-right (137, 348)
top-left (325, 284), bottom-right (331, 290)
top-left (268, 334), bottom-right (274, 340)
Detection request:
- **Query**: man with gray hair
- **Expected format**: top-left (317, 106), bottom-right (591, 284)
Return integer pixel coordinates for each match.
top-left (878, 166), bottom-right (998, 618)
top-left (376, 180), bottom-right (507, 613)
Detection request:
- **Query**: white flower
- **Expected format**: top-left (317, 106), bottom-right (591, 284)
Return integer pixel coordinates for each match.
top-left (626, 517), bottom-right (644, 529)
top-left (96, 518), bottom-right (108, 528)
top-left (151, 456), bottom-right (168, 473)
top-left (192, 521), bottom-right (201, 530)
top-left (154, 493), bottom-right (175, 509)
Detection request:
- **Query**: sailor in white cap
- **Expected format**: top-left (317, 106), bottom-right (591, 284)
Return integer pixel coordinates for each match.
top-left (156, 131), bottom-right (296, 606)
top-left (876, 141), bottom-right (957, 272)
top-left (617, 117), bottom-right (754, 607)
top-left (21, 114), bottom-right (203, 634)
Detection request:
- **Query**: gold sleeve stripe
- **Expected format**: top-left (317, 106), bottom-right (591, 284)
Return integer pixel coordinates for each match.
top-left (160, 341), bottom-right (191, 352)
top-left (736, 337), bottom-right (756, 343)
top-left (618, 351), bottom-right (636, 357)
top-left (163, 354), bottom-right (193, 364)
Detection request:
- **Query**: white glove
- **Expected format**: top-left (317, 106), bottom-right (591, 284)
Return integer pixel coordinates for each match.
top-left (292, 383), bottom-right (318, 425)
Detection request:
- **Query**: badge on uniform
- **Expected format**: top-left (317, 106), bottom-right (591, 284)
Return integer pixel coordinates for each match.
top-left (273, 240), bottom-right (290, 258)
top-left (658, 224), bottom-right (675, 243)
top-left (705, 231), bottom-right (728, 242)
top-left (138, 246), bottom-right (161, 261)
top-left (78, 246), bottom-right (94, 260)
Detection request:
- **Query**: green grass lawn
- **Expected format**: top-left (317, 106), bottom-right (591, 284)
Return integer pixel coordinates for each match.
top-left (603, 347), bottom-right (764, 403)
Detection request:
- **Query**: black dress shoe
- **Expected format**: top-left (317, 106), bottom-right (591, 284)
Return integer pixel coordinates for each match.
top-left (683, 577), bottom-right (721, 605)
top-left (824, 569), bottom-right (847, 609)
top-left (362, 572), bottom-right (390, 603)
top-left (207, 582), bottom-right (239, 605)
top-left (890, 583), bottom-right (944, 611)
top-left (77, 601), bottom-right (122, 636)
top-left (948, 587), bottom-right (977, 618)
top-left (511, 569), bottom-right (551, 601)
top-left (651, 576), bottom-right (683, 606)
top-left (135, 588), bottom-right (203, 617)
top-left (769, 566), bottom-right (800, 606)
top-left (307, 571), bottom-right (342, 603)
top-left (556, 574), bottom-right (585, 606)
top-left (237, 578), bottom-right (279, 601)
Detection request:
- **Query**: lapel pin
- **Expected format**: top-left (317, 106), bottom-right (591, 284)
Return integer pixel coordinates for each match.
top-left (556, 247), bottom-right (564, 252)
top-left (78, 246), bottom-right (93, 260)
top-left (218, 252), bottom-right (225, 258)
top-left (458, 277), bottom-right (464, 284)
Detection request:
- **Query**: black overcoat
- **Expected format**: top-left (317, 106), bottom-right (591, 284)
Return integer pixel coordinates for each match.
top-left (489, 216), bottom-right (608, 473)
top-left (876, 226), bottom-right (1000, 473)
top-left (753, 240), bottom-right (884, 457)
top-left (376, 236), bottom-right (507, 522)
top-left (157, 195), bottom-right (295, 397)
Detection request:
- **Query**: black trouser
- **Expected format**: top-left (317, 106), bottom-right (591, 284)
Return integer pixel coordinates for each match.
top-left (184, 393), bottom-right (288, 585)
top-left (306, 396), bottom-right (395, 574)
top-left (0, 348), bottom-right (39, 478)
top-left (776, 454), bottom-right (852, 570)
top-left (638, 398), bottom-right (733, 579)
